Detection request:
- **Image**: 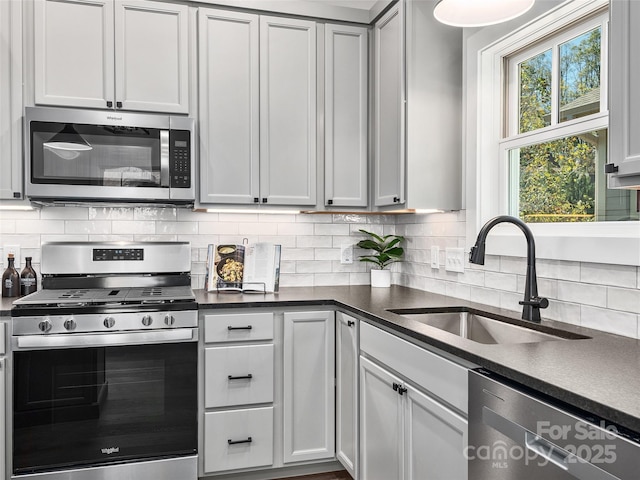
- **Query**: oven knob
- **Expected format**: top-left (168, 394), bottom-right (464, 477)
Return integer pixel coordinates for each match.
top-left (63, 319), bottom-right (77, 331)
top-left (164, 314), bottom-right (175, 326)
top-left (103, 316), bottom-right (116, 329)
top-left (38, 319), bottom-right (52, 333)
top-left (142, 315), bottom-right (153, 327)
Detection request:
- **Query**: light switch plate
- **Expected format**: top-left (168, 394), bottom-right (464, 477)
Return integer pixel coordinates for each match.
top-left (445, 247), bottom-right (465, 273)
top-left (431, 246), bottom-right (440, 269)
top-left (340, 244), bottom-right (353, 264)
top-left (3, 245), bottom-right (21, 270)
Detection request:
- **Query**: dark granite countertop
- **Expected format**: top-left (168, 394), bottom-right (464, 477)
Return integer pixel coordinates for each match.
top-left (197, 285), bottom-right (640, 434)
top-left (5, 286), bottom-right (639, 433)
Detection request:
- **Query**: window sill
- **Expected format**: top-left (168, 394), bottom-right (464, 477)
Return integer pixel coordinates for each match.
top-left (482, 222), bottom-right (640, 266)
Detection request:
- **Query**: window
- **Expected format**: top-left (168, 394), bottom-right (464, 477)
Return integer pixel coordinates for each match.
top-left (502, 10), bottom-right (638, 223)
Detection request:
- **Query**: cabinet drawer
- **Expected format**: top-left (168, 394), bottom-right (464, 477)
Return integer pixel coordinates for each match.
top-left (203, 407), bottom-right (274, 473)
top-left (360, 322), bottom-right (468, 414)
top-left (204, 312), bottom-right (274, 343)
top-left (205, 344), bottom-right (274, 408)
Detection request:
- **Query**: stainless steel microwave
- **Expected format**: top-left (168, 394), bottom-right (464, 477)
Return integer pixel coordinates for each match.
top-left (25, 107), bottom-right (195, 206)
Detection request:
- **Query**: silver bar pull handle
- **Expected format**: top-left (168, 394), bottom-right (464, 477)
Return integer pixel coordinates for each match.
top-left (160, 130), bottom-right (170, 187)
top-left (525, 432), bottom-right (569, 471)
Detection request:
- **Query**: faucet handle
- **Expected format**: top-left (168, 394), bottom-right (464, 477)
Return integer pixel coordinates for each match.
top-left (519, 297), bottom-right (549, 309)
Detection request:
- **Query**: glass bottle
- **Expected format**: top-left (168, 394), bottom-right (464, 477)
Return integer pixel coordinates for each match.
top-left (20, 256), bottom-right (38, 296)
top-left (2, 254), bottom-right (20, 298)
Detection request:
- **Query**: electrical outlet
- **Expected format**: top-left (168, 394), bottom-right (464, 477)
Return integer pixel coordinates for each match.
top-left (340, 244), bottom-right (353, 264)
top-left (430, 246), bottom-right (440, 269)
top-left (445, 247), bottom-right (465, 273)
top-left (3, 245), bottom-right (21, 270)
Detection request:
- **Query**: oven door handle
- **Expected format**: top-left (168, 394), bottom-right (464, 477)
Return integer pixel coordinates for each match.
top-left (15, 328), bottom-right (198, 350)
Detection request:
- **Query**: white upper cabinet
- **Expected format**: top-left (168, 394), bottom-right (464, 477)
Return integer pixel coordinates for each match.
top-left (198, 8), bottom-right (260, 204)
top-left (34, 0), bottom-right (190, 114)
top-left (260, 16), bottom-right (317, 206)
top-left (608, 0), bottom-right (640, 188)
top-left (324, 24), bottom-right (368, 208)
top-left (373, 2), bottom-right (405, 207)
top-left (0, 0), bottom-right (23, 200)
top-left (199, 12), bottom-right (318, 207)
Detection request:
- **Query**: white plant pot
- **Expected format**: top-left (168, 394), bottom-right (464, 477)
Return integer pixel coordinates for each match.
top-left (370, 269), bottom-right (391, 288)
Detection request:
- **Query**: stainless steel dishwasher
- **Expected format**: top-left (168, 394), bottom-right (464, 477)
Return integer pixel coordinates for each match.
top-left (469, 369), bottom-right (640, 479)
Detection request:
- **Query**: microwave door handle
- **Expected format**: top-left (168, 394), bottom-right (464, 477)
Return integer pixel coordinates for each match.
top-left (160, 130), bottom-right (170, 187)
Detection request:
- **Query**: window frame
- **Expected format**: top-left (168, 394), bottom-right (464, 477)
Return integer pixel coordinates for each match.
top-left (472, 0), bottom-right (640, 267)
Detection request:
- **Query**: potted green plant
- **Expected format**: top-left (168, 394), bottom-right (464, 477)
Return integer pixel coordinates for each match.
top-left (356, 229), bottom-right (405, 287)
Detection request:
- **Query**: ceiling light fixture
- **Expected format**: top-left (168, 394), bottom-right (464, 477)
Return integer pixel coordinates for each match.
top-left (433, 0), bottom-right (535, 28)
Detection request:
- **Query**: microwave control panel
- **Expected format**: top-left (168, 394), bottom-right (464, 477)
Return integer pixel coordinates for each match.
top-left (169, 130), bottom-right (191, 188)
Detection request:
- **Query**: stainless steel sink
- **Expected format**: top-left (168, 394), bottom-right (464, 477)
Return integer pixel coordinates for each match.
top-left (387, 308), bottom-right (589, 345)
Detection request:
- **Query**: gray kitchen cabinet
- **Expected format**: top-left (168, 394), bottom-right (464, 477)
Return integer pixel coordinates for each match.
top-left (283, 311), bottom-right (335, 463)
top-left (372, 0), bottom-right (462, 211)
top-left (373, 1), bottom-right (405, 207)
top-left (260, 16), bottom-right (317, 206)
top-left (33, 0), bottom-right (190, 114)
top-left (335, 312), bottom-right (358, 478)
top-left (360, 321), bottom-right (469, 480)
top-left (201, 312), bottom-right (275, 474)
top-left (198, 8), bottom-right (260, 205)
top-left (198, 11), bottom-right (317, 207)
top-left (608, 0), bottom-right (640, 188)
top-left (0, 0), bottom-right (23, 200)
top-left (324, 24), bottom-right (369, 208)
top-left (0, 321), bottom-right (5, 480)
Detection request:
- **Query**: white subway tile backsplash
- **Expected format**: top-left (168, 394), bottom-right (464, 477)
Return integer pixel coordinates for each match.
top-left (556, 280), bottom-right (607, 308)
top-left (580, 306), bottom-right (639, 338)
top-left (607, 286), bottom-right (640, 313)
top-left (112, 221), bottom-right (155, 235)
top-left (65, 220), bottom-right (112, 235)
top-left (314, 223), bottom-right (350, 236)
top-left (581, 262), bottom-right (637, 288)
top-left (1, 205), bottom-right (637, 339)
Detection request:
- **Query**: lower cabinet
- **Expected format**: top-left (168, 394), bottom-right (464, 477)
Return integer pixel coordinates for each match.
top-left (283, 311), bottom-right (335, 463)
top-left (336, 312), bottom-right (358, 478)
top-left (1, 321), bottom-right (5, 480)
top-left (203, 407), bottom-right (274, 472)
top-left (202, 312), bottom-right (276, 475)
top-left (360, 322), bottom-right (469, 480)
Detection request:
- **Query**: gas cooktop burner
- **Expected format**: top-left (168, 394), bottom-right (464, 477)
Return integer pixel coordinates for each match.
top-left (13, 285), bottom-right (195, 308)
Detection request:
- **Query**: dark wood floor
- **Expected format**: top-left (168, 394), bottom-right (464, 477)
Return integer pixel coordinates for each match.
top-left (275, 471), bottom-right (353, 480)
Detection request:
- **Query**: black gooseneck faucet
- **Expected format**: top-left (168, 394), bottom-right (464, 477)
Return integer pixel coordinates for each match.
top-left (469, 215), bottom-right (549, 323)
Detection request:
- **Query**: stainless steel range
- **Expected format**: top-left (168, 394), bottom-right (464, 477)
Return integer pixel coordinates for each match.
top-left (10, 242), bottom-right (198, 480)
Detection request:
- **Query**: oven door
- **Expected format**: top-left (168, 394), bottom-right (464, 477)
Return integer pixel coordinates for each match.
top-left (12, 331), bottom-right (197, 476)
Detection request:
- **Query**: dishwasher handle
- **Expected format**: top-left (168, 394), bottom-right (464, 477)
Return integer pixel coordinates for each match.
top-left (483, 407), bottom-right (620, 480)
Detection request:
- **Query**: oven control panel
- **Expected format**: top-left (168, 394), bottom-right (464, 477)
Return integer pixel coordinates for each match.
top-left (12, 309), bottom-right (198, 336)
top-left (93, 248), bottom-right (144, 261)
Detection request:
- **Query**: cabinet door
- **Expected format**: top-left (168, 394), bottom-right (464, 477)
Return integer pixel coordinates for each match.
top-left (115, 0), bottom-right (189, 113)
top-left (359, 356), bottom-right (403, 480)
top-left (0, 358), bottom-right (4, 480)
top-left (198, 8), bottom-right (260, 204)
top-left (336, 313), bottom-right (358, 478)
top-left (260, 16), bottom-right (317, 206)
top-left (34, 0), bottom-right (115, 109)
top-left (373, 2), bottom-right (405, 207)
top-left (0, 0), bottom-right (22, 199)
top-left (283, 311), bottom-right (335, 463)
top-left (325, 24), bottom-right (368, 208)
top-left (609, 0), bottom-right (640, 188)
top-left (404, 384), bottom-right (468, 480)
